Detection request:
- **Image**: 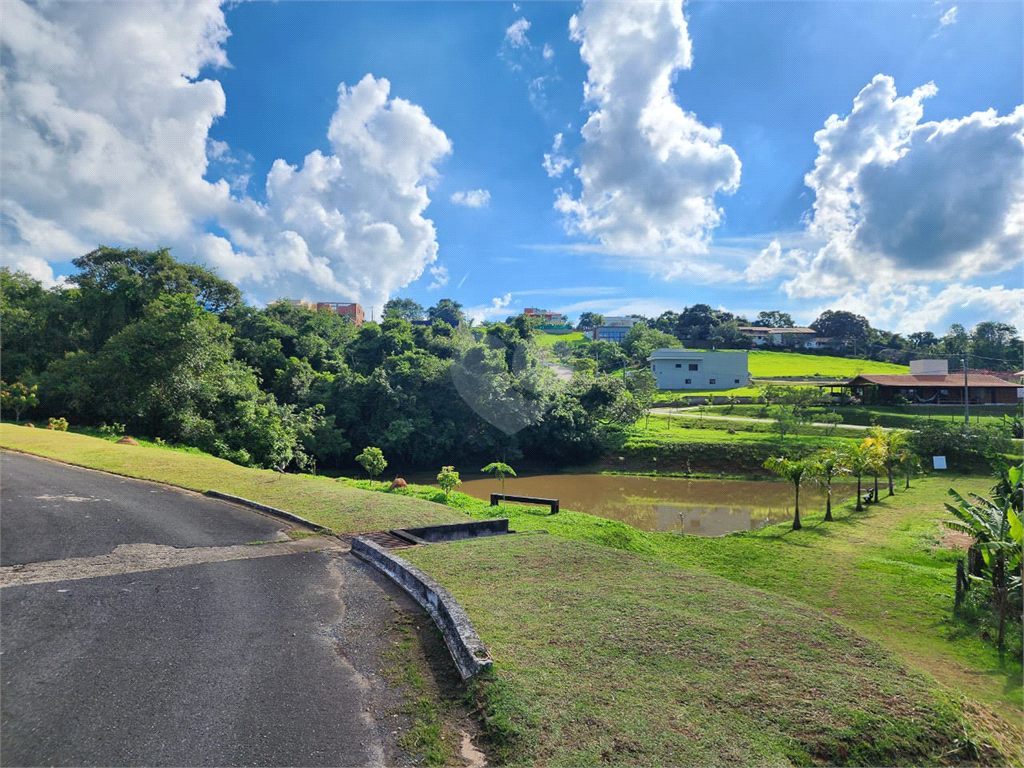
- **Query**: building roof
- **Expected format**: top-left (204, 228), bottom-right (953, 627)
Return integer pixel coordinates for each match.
top-left (736, 326), bottom-right (816, 334)
top-left (846, 374), bottom-right (1021, 388)
top-left (647, 348), bottom-right (747, 361)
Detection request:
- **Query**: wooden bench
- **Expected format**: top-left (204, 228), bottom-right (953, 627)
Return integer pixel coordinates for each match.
top-left (490, 493), bottom-right (559, 515)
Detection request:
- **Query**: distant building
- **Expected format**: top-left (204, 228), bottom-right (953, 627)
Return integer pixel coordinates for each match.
top-left (648, 349), bottom-right (749, 390)
top-left (736, 326), bottom-right (831, 349)
top-left (592, 316), bottom-right (641, 343)
top-left (524, 307), bottom-right (571, 329)
top-left (287, 299), bottom-right (365, 326)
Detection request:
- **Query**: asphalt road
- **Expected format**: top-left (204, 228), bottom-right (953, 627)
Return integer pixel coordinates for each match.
top-left (0, 452), bottom-right (435, 767)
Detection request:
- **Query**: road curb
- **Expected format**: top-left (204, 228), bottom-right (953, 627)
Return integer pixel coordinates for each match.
top-left (203, 490), bottom-right (333, 534)
top-left (350, 536), bottom-right (493, 680)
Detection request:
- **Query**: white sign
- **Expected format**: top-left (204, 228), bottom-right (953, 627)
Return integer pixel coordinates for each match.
top-left (933, 456), bottom-right (947, 470)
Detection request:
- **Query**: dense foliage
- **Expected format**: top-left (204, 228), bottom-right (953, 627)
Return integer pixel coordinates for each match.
top-left (1, 249), bottom-right (642, 472)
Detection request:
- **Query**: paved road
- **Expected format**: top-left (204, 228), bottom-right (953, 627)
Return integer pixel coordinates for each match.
top-left (0, 452), bottom-right (435, 767)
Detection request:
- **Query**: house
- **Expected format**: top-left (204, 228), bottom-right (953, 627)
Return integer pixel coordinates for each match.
top-left (288, 299), bottom-right (365, 326)
top-left (524, 307), bottom-right (571, 329)
top-left (840, 373), bottom-right (1021, 405)
top-left (648, 349), bottom-right (750, 390)
top-left (736, 326), bottom-right (831, 349)
top-left (592, 316), bottom-right (641, 343)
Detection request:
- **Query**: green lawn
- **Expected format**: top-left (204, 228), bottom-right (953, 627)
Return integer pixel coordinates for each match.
top-left (407, 535), bottom-right (981, 767)
top-left (534, 331), bottom-right (586, 347)
top-left (748, 350), bottom-right (910, 378)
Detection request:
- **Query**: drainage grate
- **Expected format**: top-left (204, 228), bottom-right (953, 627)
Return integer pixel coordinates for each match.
top-left (358, 530), bottom-right (416, 549)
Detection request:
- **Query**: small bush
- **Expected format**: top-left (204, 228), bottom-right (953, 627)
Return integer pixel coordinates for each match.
top-left (47, 417), bottom-right (69, 431)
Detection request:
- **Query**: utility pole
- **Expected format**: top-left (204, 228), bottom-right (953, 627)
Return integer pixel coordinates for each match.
top-left (961, 357), bottom-right (969, 426)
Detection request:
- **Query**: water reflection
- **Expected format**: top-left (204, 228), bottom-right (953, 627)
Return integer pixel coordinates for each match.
top-left (415, 474), bottom-right (856, 537)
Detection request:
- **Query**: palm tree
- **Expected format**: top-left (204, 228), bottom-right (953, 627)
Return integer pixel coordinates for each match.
top-left (865, 427), bottom-right (889, 502)
top-left (809, 449), bottom-right (850, 522)
top-left (845, 440), bottom-right (882, 512)
top-left (764, 456), bottom-right (809, 530)
top-left (945, 461), bottom-right (1023, 651)
top-left (875, 428), bottom-right (910, 497)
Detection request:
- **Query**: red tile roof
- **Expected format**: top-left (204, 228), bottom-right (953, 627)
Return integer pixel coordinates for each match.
top-left (847, 374), bottom-right (1021, 388)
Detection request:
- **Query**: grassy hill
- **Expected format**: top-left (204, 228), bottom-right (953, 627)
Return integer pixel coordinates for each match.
top-left (534, 330), bottom-right (586, 347)
top-left (2, 426), bottom-right (1017, 765)
top-left (747, 350), bottom-right (909, 378)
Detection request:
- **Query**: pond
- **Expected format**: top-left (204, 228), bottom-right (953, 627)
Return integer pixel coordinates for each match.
top-left (413, 473), bottom-right (859, 537)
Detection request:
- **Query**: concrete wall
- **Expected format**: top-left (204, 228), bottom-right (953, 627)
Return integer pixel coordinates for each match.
top-left (350, 537), bottom-right (493, 680)
top-left (649, 350), bottom-right (749, 390)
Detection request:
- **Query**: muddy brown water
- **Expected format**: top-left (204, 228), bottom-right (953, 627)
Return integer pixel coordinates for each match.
top-left (412, 474), bottom-right (859, 537)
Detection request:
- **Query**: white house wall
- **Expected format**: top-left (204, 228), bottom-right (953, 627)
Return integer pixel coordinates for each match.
top-left (649, 351), bottom-right (749, 390)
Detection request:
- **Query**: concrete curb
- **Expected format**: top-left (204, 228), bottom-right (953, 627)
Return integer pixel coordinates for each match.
top-left (350, 536), bottom-right (494, 680)
top-left (203, 490), bottom-right (333, 534)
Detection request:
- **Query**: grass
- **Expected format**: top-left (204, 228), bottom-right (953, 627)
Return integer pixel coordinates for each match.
top-left (406, 535), bottom-right (996, 766)
top-left (747, 350), bottom-right (910, 378)
top-left (535, 331), bottom-right (586, 347)
top-left (651, 386), bottom-right (764, 401)
top-left (0, 425), bottom-right (469, 533)
top-left (5, 425), bottom-right (1020, 764)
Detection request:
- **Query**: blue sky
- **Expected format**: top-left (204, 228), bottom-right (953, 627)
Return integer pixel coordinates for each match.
top-left (2, 1), bottom-right (1021, 334)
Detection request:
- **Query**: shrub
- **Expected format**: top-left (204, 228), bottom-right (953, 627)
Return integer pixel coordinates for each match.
top-left (47, 416), bottom-right (69, 431)
top-left (436, 466), bottom-right (462, 498)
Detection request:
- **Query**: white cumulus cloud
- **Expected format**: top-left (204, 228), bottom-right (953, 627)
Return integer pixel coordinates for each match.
top-left (466, 293), bottom-right (514, 325)
top-left (555, 0), bottom-right (741, 276)
top-left (0, 1), bottom-right (455, 309)
top-left (428, 264), bottom-right (450, 289)
top-left (786, 74), bottom-right (1023, 300)
top-left (450, 189), bottom-right (491, 208)
top-left (543, 43), bottom-right (554, 60)
top-left (939, 6), bottom-right (958, 26)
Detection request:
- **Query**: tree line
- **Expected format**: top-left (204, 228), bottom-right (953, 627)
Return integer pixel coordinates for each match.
top-left (1, 248), bottom-right (644, 472)
top-left (563, 305), bottom-right (1022, 371)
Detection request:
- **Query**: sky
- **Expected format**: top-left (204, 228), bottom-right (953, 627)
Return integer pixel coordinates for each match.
top-left (2, 0), bottom-right (1022, 335)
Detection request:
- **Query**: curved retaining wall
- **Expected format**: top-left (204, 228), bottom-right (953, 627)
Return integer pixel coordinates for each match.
top-left (350, 536), bottom-right (493, 680)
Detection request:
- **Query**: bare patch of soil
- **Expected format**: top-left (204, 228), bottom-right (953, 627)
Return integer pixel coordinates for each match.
top-left (116, 436), bottom-right (140, 445)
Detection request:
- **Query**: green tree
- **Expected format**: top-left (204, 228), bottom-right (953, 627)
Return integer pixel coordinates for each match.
top-left (810, 310), bottom-right (871, 353)
top-left (764, 456), bottom-right (809, 530)
top-left (878, 429), bottom-right (910, 497)
top-left (481, 461), bottom-right (517, 496)
top-left (809, 450), bottom-right (850, 522)
top-left (755, 310), bottom-right (795, 328)
top-left (383, 297), bottom-right (426, 322)
top-left (427, 298), bottom-right (464, 327)
top-left (436, 465), bottom-right (462, 498)
top-left (845, 439), bottom-right (884, 511)
top-left (945, 461), bottom-right (1023, 651)
top-left (577, 312), bottom-right (605, 331)
top-left (355, 446), bottom-right (387, 483)
top-left (626, 369), bottom-right (658, 428)
top-left (0, 381), bottom-right (38, 422)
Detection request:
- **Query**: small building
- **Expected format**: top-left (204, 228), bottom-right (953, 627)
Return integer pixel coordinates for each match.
top-left (316, 302), bottom-right (365, 326)
top-left (524, 307), bottom-right (571, 329)
top-left (648, 349), bottom-right (749, 390)
top-left (593, 316), bottom-right (641, 343)
top-left (736, 326), bottom-right (830, 349)
top-left (842, 373), bottom-right (1021, 405)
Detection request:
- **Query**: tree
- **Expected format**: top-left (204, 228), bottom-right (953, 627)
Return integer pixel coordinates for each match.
top-left (755, 310), bottom-right (794, 328)
top-left (845, 439), bottom-right (883, 511)
top-left (810, 310), bottom-right (871, 352)
top-left (626, 369), bottom-right (657, 428)
top-left (809, 450), bottom-right (850, 522)
top-left (481, 461), bottom-right (516, 496)
top-left (355, 446), bottom-right (387, 482)
top-left (1, 381), bottom-right (38, 422)
top-left (383, 297), bottom-right (426, 322)
top-left (877, 429), bottom-right (910, 497)
top-left (577, 312), bottom-right (605, 332)
top-left (427, 298), bottom-right (464, 327)
top-left (436, 466), bottom-right (462, 498)
top-left (764, 457), bottom-right (809, 530)
top-left (622, 324), bottom-right (681, 364)
top-left (945, 461), bottom-right (1023, 651)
